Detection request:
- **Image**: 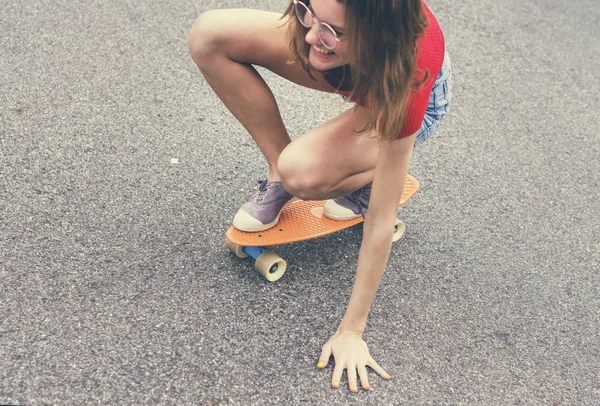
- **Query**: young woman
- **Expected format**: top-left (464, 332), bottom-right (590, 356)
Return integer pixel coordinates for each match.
top-left (188, 0), bottom-right (451, 393)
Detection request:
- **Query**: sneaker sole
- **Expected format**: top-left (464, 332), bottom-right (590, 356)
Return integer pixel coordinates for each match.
top-left (323, 199), bottom-right (362, 221)
top-left (233, 198), bottom-right (299, 232)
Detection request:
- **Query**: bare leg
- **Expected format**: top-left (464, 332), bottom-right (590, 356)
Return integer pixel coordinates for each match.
top-left (188, 9), bottom-right (334, 181)
top-left (189, 9), bottom-right (380, 230)
top-left (278, 106), bottom-right (380, 201)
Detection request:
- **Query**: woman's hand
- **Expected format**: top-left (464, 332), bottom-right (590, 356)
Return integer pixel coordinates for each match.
top-left (317, 330), bottom-right (391, 393)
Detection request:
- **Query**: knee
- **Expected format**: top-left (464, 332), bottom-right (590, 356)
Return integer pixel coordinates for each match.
top-left (187, 10), bottom-right (225, 68)
top-left (278, 155), bottom-right (327, 201)
top-left (281, 173), bottom-right (325, 201)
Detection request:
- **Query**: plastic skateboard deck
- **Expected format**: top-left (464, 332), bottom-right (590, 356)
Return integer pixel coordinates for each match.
top-left (225, 174), bottom-right (419, 282)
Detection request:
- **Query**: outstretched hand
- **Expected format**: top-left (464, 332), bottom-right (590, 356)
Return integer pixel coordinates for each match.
top-left (317, 330), bottom-right (391, 393)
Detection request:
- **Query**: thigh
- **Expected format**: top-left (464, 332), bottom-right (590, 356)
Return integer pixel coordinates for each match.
top-left (190, 9), bottom-right (334, 93)
top-left (278, 106), bottom-right (380, 198)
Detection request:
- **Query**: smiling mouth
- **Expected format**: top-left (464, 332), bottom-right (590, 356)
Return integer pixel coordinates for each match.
top-left (312, 45), bottom-right (334, 56)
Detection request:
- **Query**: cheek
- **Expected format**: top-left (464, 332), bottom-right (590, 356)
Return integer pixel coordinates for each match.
top-left (335, 43), bottom-right (350, 61)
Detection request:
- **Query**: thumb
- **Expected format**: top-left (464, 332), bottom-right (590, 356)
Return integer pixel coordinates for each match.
top-left (317, 341), bottom-right (332, 369)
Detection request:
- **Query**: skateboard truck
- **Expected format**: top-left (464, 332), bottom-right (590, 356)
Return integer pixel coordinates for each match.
top-left (226, 217), bottom-right (405, 283)
top-left (225, 239), bottom-right (287, 282)
top-left (225, 174), bottom-right (418, 282)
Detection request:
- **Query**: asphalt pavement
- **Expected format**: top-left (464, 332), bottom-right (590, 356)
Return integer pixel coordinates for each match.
top-left (1, 0), bottom-right (599, 404)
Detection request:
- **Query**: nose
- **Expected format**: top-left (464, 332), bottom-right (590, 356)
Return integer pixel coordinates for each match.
top-left (304, 23), bottom-right (320, 46)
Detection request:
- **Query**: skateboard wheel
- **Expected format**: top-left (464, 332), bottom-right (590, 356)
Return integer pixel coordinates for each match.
top-left (225, 238), bottom-right (249, 259)
top-left (255, 252), bottom-right (287, 282)
top-left (392, 218), bottom-right (405, 242)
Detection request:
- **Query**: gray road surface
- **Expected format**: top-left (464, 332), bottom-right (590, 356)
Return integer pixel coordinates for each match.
top-left (1, 0), bottom-right (599, 404)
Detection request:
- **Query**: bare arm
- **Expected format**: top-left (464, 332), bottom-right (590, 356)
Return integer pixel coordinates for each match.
top-left (317, 131), bottom-right (417, 392)
top-left (339, 132), bottom-right (416, 333)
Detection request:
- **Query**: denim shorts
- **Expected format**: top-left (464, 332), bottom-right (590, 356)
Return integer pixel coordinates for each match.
top-left (415, 50), bottom-right (452, 147)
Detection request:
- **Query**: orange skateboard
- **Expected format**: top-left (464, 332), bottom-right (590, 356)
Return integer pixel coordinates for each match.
top-left (225, 174), bottom-right (419, 282)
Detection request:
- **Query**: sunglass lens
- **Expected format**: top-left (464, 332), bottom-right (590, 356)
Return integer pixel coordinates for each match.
top-left (318, 25), bottom-right (337, 50)
top-left (294, 2), bottom-right (312, 28)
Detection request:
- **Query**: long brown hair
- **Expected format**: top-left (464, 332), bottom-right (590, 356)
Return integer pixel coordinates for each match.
top-left (283, 0), bottom-right (429, 141)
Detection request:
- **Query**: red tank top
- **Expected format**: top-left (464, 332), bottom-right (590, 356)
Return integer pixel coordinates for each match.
top-left (323, 1), bottom-right (445, 138)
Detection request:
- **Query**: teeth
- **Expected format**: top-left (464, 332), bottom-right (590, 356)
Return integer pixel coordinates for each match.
top-left (314, 45), bottom-right (332, 55)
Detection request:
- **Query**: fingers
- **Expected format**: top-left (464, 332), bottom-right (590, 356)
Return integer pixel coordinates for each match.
top-left (326, 361), bottom-right (387, 392)
top-left (367, 356), bottom-right (391, 380)
top-left (357, 364), bottom-right (371, 391)
top-left (347, 364), bottom-right (358, 393)
top-left (331, 362), bottom-right (344, 389)
top-left (317, 342), bottom-right (332, 370)
top-left (317, 335), bottom-right (389, 392)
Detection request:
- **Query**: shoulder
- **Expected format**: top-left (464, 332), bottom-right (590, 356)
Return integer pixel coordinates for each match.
top-left (417, 1), bottom-right (446, 79)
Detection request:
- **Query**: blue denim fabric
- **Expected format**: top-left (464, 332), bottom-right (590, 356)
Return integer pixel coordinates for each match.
top-left (338, 50), bottom-right (452, 145)
top-left (414, 50), bottom-right (452, 147)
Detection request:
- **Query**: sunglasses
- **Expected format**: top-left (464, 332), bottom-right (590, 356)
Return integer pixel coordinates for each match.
top-left (293, 0), bottom-right (342, 50)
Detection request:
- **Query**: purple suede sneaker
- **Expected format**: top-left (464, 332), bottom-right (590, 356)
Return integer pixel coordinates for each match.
top-left (233, 180), bottom-right (294, 232)
top-left (323, 183), bottom-right (371, 220)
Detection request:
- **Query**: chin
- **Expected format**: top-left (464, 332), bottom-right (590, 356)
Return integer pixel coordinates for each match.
top-left (309, 47), bottom-right (343, 71)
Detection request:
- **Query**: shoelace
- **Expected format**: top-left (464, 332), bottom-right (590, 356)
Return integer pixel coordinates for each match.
top-left (254, 180), bottom-right (269, 202)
